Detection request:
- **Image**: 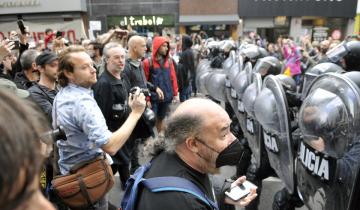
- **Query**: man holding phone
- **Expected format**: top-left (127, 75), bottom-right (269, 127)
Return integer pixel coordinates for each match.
top-left (135, 98), bottom-right (257, 210)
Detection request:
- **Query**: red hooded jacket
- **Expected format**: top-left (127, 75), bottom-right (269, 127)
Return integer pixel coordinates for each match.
top-left (143, 36), bottom-right (178, 98)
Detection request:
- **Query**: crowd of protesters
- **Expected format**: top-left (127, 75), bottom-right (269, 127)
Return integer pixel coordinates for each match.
top-left (0, 23), bottom-right (359, 210)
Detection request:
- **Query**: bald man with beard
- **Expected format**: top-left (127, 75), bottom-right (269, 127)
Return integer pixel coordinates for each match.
top-left (135, 98), bottom-right (257, 210)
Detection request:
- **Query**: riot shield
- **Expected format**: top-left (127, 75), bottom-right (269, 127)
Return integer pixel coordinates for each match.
top-left (242, 72), bottom-right (263, 168)
top-left (301, 62), bottom-right (344, 101)
top-left (254, 74), bottom-right (295, 193)
top-left (232, 62), bottom-right (252, 135)
top-left (297, 72), bottom-right (360, 210)
top-left (223, 51), bottom-right (236, 73)
top-left (205, 69), bottom-right (227, 102)
top-left (196, 59), bottom-right (211, 95)
top-left (234, 62), bottom-right (252, 100)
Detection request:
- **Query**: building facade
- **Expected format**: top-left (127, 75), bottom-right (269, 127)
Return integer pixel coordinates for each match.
top-left (238, 0), bottom-right (358, 43)
top-left (179, 0), bottom-right (239, 41)
top-left (0, 0), bottom-right (88, 43)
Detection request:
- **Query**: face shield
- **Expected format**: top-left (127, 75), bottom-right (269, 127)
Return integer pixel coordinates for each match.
top-left (326, 42), bottom-right (348, 63)
top-left (299, 88), bottom-right (349, 158)
top-left (254, 87), bottom-right (280, 135)
top-left (253, 59), bottom-right (273, 77)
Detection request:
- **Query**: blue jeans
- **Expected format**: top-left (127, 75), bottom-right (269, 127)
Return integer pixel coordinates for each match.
top-left (151, 101), bottom-right (171, 120)
top-left (180, 85), bottom-right (192, 102)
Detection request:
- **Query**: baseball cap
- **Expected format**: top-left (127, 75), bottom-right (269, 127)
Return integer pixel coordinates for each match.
top-left (0, 78), bottom-right (30, 98)
top-left (35, 52), bottom-right (58, 66)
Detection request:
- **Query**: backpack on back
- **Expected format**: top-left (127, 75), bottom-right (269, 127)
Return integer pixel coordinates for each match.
top-left (120, 162), bottom-right (219, 210)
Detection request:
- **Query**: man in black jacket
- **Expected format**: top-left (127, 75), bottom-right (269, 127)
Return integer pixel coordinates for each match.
top-left (93, 42), bottom-right (133, 190)
top-left (136, 98), bottom-right (257, 210)
top-left (27, 51), bottom-right (65, 210)
top-left (124, 35), bottom-right (157, 93)
top-left (178, 35), bottom-right (195, 102)
top-left (124, 35), bottom-right (157, 173)
top-left (14, 49), bottom-right (40, 89)
top-left (28, 52), bottom-right (59, 121)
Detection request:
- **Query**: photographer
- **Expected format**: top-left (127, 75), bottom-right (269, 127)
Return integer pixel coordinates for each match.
top-left (124, 35), bottom-right (157, 173)
top-left (53, 46), bottom-right (146, 210)
top-left (93, 42), bottom-right (134, 190)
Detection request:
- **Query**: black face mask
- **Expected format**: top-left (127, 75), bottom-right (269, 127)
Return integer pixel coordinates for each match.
top-left (196, 139), bottom-right (243, 168)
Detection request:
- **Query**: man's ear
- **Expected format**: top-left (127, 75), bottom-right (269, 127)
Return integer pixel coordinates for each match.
top-left (185, 137), bottom-right (199, 153)
top-left (31, 62), bottom-right (37, 70)
top-left (37, 65), bottom-right (45, 74)
top-left (63, 69), bottom-right (74, 82)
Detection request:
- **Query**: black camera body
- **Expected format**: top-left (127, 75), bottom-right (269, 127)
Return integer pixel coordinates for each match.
top-left (129, 87), bottom-right (156, 134)
top-left (42, 126), bottom-right (67, 144)
top-left (130, 87), bottom-right (151, 97)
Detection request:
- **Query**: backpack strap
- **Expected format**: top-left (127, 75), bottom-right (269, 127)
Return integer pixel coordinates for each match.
top-left (142, 176), bottom-right (219, 210)
top-left (121, 162), bottom-right (152, 210)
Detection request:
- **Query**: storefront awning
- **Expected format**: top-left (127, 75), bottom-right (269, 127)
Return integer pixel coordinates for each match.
top-left (179, 14), bottom-right (239, 25)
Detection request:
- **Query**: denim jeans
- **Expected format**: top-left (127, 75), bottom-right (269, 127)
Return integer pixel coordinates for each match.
top-left (180, 85), bottom-right (192, 102)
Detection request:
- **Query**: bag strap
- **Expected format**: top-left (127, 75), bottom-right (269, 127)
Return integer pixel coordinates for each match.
top-left (123, 162), bottom-right (152, 210)
top-left (78, 176), bottom-right (93, 207)
top-left (142, 176), bottom-right (219, 210)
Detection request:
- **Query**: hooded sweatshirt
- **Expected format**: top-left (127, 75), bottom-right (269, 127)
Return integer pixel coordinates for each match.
top-left (143, 36), bottom-right (178, 102)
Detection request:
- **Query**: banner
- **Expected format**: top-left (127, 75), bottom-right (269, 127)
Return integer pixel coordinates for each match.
top-left (0, 18), bottom-right (87, 43)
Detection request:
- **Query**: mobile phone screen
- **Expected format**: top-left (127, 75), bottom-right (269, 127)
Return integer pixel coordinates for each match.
top-left (225, 180), bottom-right (257, 201)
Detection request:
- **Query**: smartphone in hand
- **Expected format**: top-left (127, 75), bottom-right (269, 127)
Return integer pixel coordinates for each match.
top-left (17, 19), bottom-right (26, 35)
top-left (225, 180), bottom-right (257, 201)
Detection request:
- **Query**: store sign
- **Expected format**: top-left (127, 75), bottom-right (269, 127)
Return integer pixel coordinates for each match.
top-left (239, 0), bottom-right (357, 17)
top-left (107, 15), bottom-right (174, 27)
top-left (313, 27), bottom-right (328, 42)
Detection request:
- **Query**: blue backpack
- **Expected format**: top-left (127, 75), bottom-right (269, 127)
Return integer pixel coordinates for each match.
top-left (120, 162), bottom-right (219, 210)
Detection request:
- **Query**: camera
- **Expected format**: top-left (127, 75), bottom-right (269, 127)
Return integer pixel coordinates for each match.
top-left (41, 126), bottom-right (67, 144)
top-left (130, 87), bottom-right (151, 97)
top-left (129, 87), bottom-right (156, 130)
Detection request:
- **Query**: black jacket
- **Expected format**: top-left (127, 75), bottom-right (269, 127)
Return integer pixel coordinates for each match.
top-left (136, 152), bottom-right (215, 210)
top-left (124, 58), bottom-right (156, 91)
top-left (14, 71), bottom-right (34, 89)
top-left (28, 83), bottom-right (58, 122)
top-left (93, 69), bottom-right (132, 164)
top-left (178, 35), bottom-right (195, 90)
top-left (93, 69), bottom-right (152, 163)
